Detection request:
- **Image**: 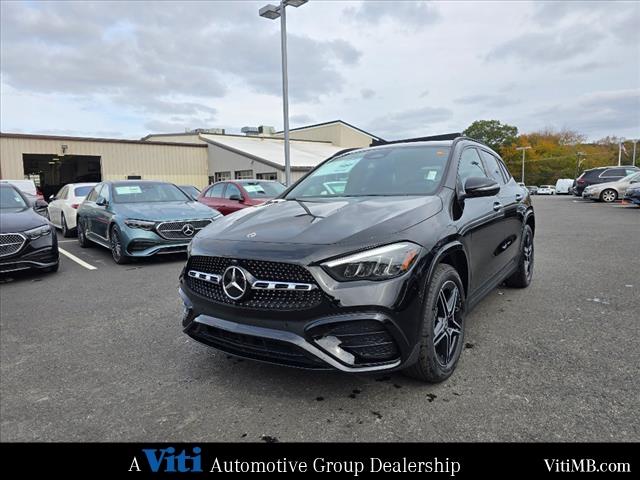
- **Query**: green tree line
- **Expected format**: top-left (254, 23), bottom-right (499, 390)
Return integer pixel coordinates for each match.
top-left (463, 120), bottom-right (638, 186)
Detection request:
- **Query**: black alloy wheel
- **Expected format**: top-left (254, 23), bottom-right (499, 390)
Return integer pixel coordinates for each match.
top-left (404, 263), bottom-right (465, 383)
top-left (77, 219), bottom-right (91, 247)
top-left (505, 224), bottom-right (534, 288)
top-left (110, 226), bottom-right (129, 264)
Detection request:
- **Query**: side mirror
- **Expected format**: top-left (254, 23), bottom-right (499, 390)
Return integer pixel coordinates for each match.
top-left (95, 198), bottom-right (108, 206)
top-left (463, 177), bottom-right (500, 198)
top-left (229, 194), bottom-right (243, 202)
top-left (34, 199), bottom-right (49, 209)
top-left (49, 194), bottom-right (55, 201)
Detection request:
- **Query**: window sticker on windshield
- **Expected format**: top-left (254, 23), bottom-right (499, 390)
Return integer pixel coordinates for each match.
top-left (436, 150), bottom-right (446, 156)
top-left (115, 186), bottom-right (142, 194)
top-left (323, 157), bottom-right (361, 174)
top-left (244, 185), bottom-right (266, 193)
top-left (426, 170), bottom-right (438, 180)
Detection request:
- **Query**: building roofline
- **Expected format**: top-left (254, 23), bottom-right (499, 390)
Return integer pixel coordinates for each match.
top-left (275, 120), bottom-right (385, 141)
top-left (199, 136), bottom-right (313, 171)
top-left (140, 132), bottom-right (202, 140)
top-left (145, 131), bottom-right (333, 144)
top-left (0, 132), bottom-right (207, 148)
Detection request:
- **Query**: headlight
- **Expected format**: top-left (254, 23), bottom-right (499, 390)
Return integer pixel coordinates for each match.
top-left (322, 242), bottom-right (422, 281)
top-left (124, 219), bottom-right (156, 230)
top-left (24, 225), bottom-right (51, 240)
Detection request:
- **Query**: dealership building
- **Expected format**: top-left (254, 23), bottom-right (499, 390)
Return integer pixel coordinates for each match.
top-left (0, 120), bottom-right (381, 198)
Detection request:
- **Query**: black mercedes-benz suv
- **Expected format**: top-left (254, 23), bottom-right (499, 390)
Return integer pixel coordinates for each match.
top-left (1, 183), bottom-right (59, 274)
top-left (180, 134), bottom-right (535, 382)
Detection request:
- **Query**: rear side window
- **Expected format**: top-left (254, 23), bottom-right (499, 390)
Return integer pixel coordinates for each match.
top-left (458, 148), bottom-right (487, 184)
top-left (601, 168), bottom-right (625, 177)
top-left (206, 183), bottom-right (225, 198)
top-left (74, 186), bottom-right (93, 197)
top-left (86, 185), bottom-right (100, 202)
top-left (479, 150), bottom-right (507, 184)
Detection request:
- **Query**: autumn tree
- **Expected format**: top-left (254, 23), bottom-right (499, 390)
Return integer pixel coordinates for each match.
top-left (463, 120), bottom-right (518, 153)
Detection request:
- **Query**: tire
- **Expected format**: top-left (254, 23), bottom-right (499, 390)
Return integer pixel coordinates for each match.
top-left (77, 218), bottom-right (92, 248)
top-left (61, 213), bottom-right (73, 238)
top-left (403, 263), bottom-right (465, 383)
top-left (505, 224), bottom-right (534, 288)
top-left (600, 189), bottom-right (617, 203)
top-left (109, 225), bottom-right (130, 264)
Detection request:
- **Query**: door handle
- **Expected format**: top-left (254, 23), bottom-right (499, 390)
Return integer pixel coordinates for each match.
top-left (515, 193), bottom-right (523, 201)
top-left (493, 201), bottom-right (503, 211)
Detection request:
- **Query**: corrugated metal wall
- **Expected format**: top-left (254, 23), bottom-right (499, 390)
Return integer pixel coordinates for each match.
top-left (0, 136), bottom-right (209, 188)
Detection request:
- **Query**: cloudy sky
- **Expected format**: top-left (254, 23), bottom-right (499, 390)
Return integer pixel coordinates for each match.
top-left (1, 0), bottom-right (638, 141)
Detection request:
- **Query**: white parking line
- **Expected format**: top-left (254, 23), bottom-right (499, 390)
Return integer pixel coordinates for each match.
top-left (57, 239), bottom-right (77, 243)
top-left (59, 248), bottom-right (97, 270)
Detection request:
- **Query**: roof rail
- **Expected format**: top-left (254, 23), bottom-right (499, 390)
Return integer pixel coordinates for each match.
top-left (370, 132), bottom-right (463, 147)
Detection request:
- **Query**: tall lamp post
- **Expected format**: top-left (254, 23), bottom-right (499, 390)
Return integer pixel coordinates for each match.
top-left (259, 0), bottom-right (308, 187)
top-left (515, 146), bottom-right (531, 184)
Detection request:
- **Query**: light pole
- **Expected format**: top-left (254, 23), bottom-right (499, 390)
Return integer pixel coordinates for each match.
top-left (515, 146), bottom-right (531, 184)
top-left (575, 151), bottom-right (586, 179)
top-left (617, 138), bottom-right (625, 166)
top-left (259, 0), bottom-right (308, 187)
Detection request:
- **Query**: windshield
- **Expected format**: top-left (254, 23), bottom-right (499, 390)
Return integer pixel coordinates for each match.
top-left (240, 181), bottom-right (286, 198)
top-left (286, 146), bottom-right (451, 199)
top-left (622, 172), bottom-right (640, 182)
top-left (0, 187), bottom-right (28, 209)
top-left (112, 183), bottom-right (191, 203)
top-left (74, 186), bottom-right (94, 197)
top-left (179, 186), bottom-right (200, 198)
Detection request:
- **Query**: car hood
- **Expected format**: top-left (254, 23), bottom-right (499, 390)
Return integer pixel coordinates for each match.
top-left (115, 201), bottom-right (219, 221)
top-left (201, 196), bottom-right (442, 245)
top-left (0, 208), bottom-right (49, 233)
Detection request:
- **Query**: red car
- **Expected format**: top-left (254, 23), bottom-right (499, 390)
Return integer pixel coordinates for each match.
top-left (197, 180), bottom-right (286, 215)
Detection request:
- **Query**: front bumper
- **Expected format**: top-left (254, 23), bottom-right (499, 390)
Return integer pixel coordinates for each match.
top-left (179, 258), bottom-right (425, 372)
top-left (121, 226), bottom-right (190, 257)
top-left (0, 236), bottom-right (58, 274)
top-left (624, 192), bottom-right (640, 205)
top-left (582, 191), bottom-right (597, 199)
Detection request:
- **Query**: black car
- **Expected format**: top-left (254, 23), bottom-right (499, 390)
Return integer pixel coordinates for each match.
top-left (0, 183), bottom-right (59, 274)
top-left (179, 134), bottom-right (535, 382)
top-left (572, 166), bottom-right (640, 196)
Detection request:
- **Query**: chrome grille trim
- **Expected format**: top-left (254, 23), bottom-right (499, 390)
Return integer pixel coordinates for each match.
top-left (156, 219), bottom-right (212, 240)
top-left (188, 270), bottom-right (222, 284)
top-left (0, 233), bottom-right (27, 258)
top-left (251, 280), bottom-right (316, 291)
top-left (187, 270), bottom-right (315, 291)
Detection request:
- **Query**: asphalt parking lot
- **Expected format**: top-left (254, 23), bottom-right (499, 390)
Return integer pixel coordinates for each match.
top-left (1, 195), bottom-right (638, 442)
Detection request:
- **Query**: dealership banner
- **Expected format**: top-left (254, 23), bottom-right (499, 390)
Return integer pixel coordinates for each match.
top-left (0, 443), bottom-right (635, 476)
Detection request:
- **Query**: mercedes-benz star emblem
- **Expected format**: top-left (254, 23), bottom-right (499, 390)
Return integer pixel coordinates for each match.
top-left (181, 223), bottom-right (195, 236)
top-left (222, 266), bottom-right (248, 301)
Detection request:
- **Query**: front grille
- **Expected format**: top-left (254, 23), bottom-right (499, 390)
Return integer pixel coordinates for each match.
top-left (186, 256), bottom-right (322, 310)
top-left (0, 233), bottom-right (26, 258)
top-left (310, 320), bottom-right (399, 365)
top-left (156, 219), bottom-right (211, 240)
top-left (188, 323), bottom-right (327, 369)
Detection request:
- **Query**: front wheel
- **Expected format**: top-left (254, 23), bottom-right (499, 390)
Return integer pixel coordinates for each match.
top-left (403, 264), bottom-right (465, 383)
top-left (110, 225), bottom-right (130, 264)
top-left (600, 189), bottom-right (617, 203)
top-left (61, 213), bottom-right (72, 238)
top-left (77, 218), bottom-right (92, 248)
top-left (505, 224), bottom-right (534, 288)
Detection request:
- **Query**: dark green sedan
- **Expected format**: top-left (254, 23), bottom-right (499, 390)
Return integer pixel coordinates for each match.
top-left (77, 181), bottom-right (221, 264)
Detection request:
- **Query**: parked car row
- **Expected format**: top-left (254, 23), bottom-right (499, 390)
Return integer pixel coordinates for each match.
top-left (0, 183), bottom-right (59, 274)
top-left (581, 171), bottom-right (640, 203)
top-left (571, 166), bottom-right (639, 199)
